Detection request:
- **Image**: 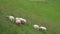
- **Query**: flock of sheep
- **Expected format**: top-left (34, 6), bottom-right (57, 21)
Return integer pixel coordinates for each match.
top-left (7, 16), bottom-right (47, 31)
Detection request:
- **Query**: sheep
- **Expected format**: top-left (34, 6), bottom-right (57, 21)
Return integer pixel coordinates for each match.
top-left (15, 19), bottom-right (21, 25)
top-left (33, 24), bottom-right (40, 30)
top-left (16, 17), bottom-right (23, 20)
top-left (15, 17), bottom-right (26, 24)
top-left (20, 18), bottom-right (26, 24)
top-left (15, 18), bottom-right (22, 25)
top-left (39, 26), bottom-right (47, 31)
top-left (6, 16), bottom-right (14, 22)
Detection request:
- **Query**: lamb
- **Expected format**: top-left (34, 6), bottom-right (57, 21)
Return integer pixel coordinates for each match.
top-left (33, 24), bottom-right (40, 30)
top-left (6, 16), bottom-right (14, 22)
top-left (39, 26), bottom-right (47, 31)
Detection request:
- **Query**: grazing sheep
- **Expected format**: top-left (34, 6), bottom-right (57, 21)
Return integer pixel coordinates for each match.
top-left (20, 18), bottom-right (26, 24)
top-left (6, 16), bottom-right (14, 22)
top-left (33, 25), bottom-right (40, 30)
top-left (15, 19), bottom-right (21, 25)
top-left (15, 18), bottom-right (22, 25)
top-left (16, 17), bottom-right (26, 24)
top-left (39, 26), bottom-right (47, 31)
top-left (16, 17), bottom-right (23, 20)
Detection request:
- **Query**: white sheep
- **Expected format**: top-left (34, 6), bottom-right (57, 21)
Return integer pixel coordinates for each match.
top-left (39, 26), bottom-right (47, 31)
top-left (16, 17), bottom-right (26, 24)
top-left (20, 18), bottom-right (26, 24)
top-left (33, 24), bottom-right (40, 30)
top-left (16, 18), bottom-right (23, 20)
top-left (15, 19), bottom-right (21, 25)
top-left (7, 16), bottom-right (14, 22)
top-left (15, 17), bottom-right (22, 24)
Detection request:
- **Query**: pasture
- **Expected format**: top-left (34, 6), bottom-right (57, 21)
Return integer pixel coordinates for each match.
top-left (0, 0), bottom-right (60, 34)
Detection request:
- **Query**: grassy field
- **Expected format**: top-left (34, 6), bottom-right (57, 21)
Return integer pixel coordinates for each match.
top-left (0, 0), bottom-right (60, 34)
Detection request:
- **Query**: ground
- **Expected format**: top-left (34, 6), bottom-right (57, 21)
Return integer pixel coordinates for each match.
top-left (0, 0), bottom-right (60, 34)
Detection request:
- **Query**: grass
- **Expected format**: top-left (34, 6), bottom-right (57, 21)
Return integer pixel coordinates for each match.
top-left (0, 0), bottom-right (60, 34)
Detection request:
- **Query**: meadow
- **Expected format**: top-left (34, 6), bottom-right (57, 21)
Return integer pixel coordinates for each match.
top-left (0, 0), bottom-right (60, 34)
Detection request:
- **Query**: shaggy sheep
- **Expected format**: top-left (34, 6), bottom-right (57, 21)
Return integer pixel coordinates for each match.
top-left (33, 25), bottom-right (40, 30)
top-left (39, 26), bottom-right (47, 31)
top-left (7, 16), bottom-right (14, 22)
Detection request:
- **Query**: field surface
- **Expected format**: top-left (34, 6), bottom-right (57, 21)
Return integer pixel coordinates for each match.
top-left (0, 0), bottom-right (60, 34)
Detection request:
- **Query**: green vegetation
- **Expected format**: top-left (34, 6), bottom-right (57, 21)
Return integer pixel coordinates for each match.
top-left (0, 0), bottom-right (60, 34)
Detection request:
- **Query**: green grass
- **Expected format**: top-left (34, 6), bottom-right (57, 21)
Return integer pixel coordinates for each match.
top-left (0, 0), bottom-right (60, 34)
